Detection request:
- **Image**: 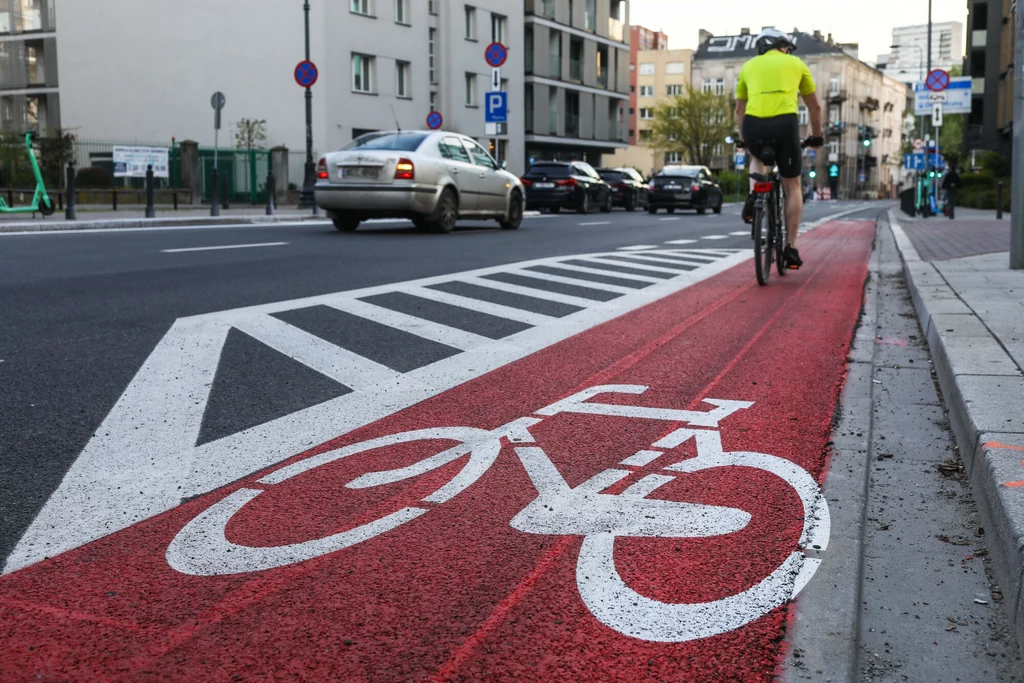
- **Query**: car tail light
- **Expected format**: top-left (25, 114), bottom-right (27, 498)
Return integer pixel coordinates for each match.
top-left (394, 158), bottom-right (415, 180)
top-left (691, 184), bottom-right (700, 193)
top-left (617, 183), bottom-right (630, 189)
top-left (648, 181), bottom-right (655, 191)
top-left (753, 181), bottom-right (773, 193)
top-left (520, 178), bottom-right (533, 187)
top-left (556, 178), bottom-right (577, 187)
top-left (317, 158), bottom-right (329, 180)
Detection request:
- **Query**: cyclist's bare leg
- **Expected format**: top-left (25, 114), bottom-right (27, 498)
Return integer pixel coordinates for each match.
top-left (748, 157), bottom-right (766, 193)
top-left (781, 176), bottom-right (803, 247)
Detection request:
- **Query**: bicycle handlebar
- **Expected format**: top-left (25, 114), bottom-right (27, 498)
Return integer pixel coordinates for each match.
top-left (734, 136), bottom-right (824, 150)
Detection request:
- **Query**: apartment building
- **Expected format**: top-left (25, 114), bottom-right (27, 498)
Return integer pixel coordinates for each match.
top-left (693, 29), bottom-right (909, 199)
top-left (964, 0), bottom-right (1014, 160)
top-left (523, 0), bottom-right (630, 167)
top-left (603, 47), bottom-right (692, 175)
top-left (627, 25), bottom-right (668, 144)
top-left (0, 0), bottom-right (58, 134)
top-left (53, 0), bottom-right (525, 173)
top-left (882, 22), bottom-right (964, 85)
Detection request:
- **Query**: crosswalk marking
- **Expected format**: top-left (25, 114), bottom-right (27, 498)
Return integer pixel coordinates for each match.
top-left (576, 256), bottom-right (691, 275)
top-left (612, 253), bottom-right (710, 268)
top-left (542, 261), bottom-right (663, 284)
top-left (323, 299), bottom-right (492, 351)
top-left (504, 269), bottom-right (637, 295)
top-left (402, 286), bottom-right (555, 326)
top-left (457, 275), bottom-right (599, 308)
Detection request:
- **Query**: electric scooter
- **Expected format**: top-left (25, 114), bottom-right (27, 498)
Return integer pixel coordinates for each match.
top-left (0, 131), bottom-right (55, 216)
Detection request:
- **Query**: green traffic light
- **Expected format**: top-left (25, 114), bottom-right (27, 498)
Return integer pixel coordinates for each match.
top-left (809, 170), bottom-right (817, 178)
top-left (862, 139), bottom-right (871, 148)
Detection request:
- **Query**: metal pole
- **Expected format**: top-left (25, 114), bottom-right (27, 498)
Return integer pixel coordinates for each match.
top-left (1012, 4), bottom-right (1024, 268)
top-left (65, 161), bottom-right (76, 221)
top-left (299, 0), bottom-right (318, 213)
top-left (145, 165), bottom-right (156, 218)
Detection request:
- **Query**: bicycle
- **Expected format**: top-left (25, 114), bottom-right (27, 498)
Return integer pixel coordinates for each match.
top-left (736, 137), bottom-right (820, 286)
top-left (166, 383), bottom-right (831, 644)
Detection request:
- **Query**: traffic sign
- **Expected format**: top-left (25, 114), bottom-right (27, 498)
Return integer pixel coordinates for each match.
top-left (912, 138), bottom-right (924, 151)
top-left (485, 91), bottom-right (508, 124)
top-left (491, 68), bottom-right (502, 91)
top-left (484, 42), bottom-right (508, 68)
top-left (903, 152), bottom-right (946, 171)
top-left (210, 92), bottom-right (226, 110)
top-left (294, 60), bottom-right (318, 88)
top-left (914, 77), bottom-right (971, 115)
top-left (426, 110), bottom-right (444, 130)
top-left (925, 68), bottom-right (950, 92)
top-left (734, 152), bottom-right (746, 170)
top-left (932, 103), bottom-right (944, 127)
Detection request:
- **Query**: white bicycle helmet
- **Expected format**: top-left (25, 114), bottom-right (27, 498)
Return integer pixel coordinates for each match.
top-left (754, 28), bottom-right (796, 55)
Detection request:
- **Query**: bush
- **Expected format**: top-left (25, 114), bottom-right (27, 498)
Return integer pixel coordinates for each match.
top-left (980, 151), bottom-right (1010, 178)
top-left (76, 166), bottom-right (112, 189)
top-left (958, 185), bottom-right (1011, 212)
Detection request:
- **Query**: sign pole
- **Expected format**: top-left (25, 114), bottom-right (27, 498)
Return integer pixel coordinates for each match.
top-left (1012, 3), bottom-right (1024, 268)
top-left (299, 0), bottom-right (318, 214)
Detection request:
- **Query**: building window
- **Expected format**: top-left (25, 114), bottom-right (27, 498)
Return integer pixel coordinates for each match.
top-left (351, 0), bottom-right (372, 16)
top-left (570, 37), bottom-right (584, 81)
top-left (638, 63), bottom-right (654, 75)
top-left (429, 29), bottom-right (437, 83)
top-left (550, 30), bottom-right (562, 79)
top-left (396, 61), bottom-right (411, 98)
top-left (525, 26), bottom-right (533, 73)
top-left (596, 45), bottom-right (609, 88)
top-left (394, 0), bottom-right (408, 24)
top-left (666, 61), bottom-right (685, 74)
top-left (829, 76), bottom-right (840, 94)
top-left (639, 130), bottom-right (652, 143)
top-left (640, 85), bottom-right (654, 97)
top-left (352, 53), bottom-right (374, 92)
top-left (465, 6), bottom-right (476, 40)
top-left (714, 78), bottom-right (725, 95)
top-left (665, 152), bottom-right (682, 164)
top-left (829, 104), bottom-right (840, 123)
top-left (585, 0), bottom-right (596, 31)
top-left (525, 84), bottom-right (534, 133)
top-left (828, 140), bottom-right (839, 157)
top-left (430, 91), bottom-right (437, 112)
top-left (639, 108), bottom-right (653, 120)
top-left (667, 84), bottom-right (683, 96)
top-left (491, 13), bottom-right (506, 44)
top-left (549, 86), bottom-right (559, 133)
top-left (428, 0), bottom-right (437, 14)
top-left (702, 78), bottom-right (712, 94)
top-left (465, 72), bottom-right (478, 106)
top-left (798, 105), bottom-right (808, 125)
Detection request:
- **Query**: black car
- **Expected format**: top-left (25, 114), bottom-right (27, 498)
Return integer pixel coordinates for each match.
top-left (597, 167), bottom-right (649, 211)
top-left (647, 165), bottom-right (724, 215)
top-left (521, 161), bottom-right (612, 214)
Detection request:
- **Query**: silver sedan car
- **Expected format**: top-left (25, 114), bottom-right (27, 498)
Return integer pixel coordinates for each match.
top-left (315, 130), bottom-right (524, 233)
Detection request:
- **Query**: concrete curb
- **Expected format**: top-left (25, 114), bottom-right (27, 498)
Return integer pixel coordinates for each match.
top-left (887, 208), bottom-right (1024, 650)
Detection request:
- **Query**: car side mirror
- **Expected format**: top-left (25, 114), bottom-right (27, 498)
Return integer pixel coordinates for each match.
top-left (500, 160), bottom-right (507, 170)
top-left (725, 136), bottom-right (735, 145)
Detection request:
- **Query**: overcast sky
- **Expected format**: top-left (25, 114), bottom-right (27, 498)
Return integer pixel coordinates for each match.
top-left (629, 0), bottom-right (970, 66)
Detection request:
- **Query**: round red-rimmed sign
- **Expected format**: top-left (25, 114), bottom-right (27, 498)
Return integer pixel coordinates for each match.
top-left (426, 111), bottom-right (444, 130)
top-left (295, 60), bottom-right (319, 88)
top-left (925, 69), bottom-right (950, 92)
top-left (484, 42), bottom-right (508, 68)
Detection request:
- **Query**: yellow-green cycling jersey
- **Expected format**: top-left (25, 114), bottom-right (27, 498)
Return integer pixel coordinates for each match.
top-left (735, 50), bottom-right (816, 118)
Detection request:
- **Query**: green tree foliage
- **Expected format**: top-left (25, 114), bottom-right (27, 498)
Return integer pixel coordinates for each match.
top-left (937, 64), bottom-right (964, 169)
top-left (234, 118), bottom-right (267, 151)
top-left (649, 85), bottom-right (734, 167)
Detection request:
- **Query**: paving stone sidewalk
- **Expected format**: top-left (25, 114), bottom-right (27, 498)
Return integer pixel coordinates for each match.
top-left (889, 208), bottom-right (1024, 652)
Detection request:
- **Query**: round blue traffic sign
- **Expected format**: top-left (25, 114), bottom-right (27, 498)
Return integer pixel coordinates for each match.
top-left (426, 111), bottom-right (444, 130)
top-left (295, 60), bottom-right (318, 88)
top-left (485, 42), bottom-right (508, 68)
top-left (925, 69), bottom-right (950, 92)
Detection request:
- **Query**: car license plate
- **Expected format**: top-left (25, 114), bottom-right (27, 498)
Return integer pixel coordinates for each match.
top-left (665, 184), bottom-right (681, 190)
top-left (341, 166), bottom-right (379, 179)
top-left (534, 182), bottom-right (555, 189)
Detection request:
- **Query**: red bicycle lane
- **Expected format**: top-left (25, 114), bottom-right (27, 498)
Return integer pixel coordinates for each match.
top-left (0, 221), bottom-right (873, 682)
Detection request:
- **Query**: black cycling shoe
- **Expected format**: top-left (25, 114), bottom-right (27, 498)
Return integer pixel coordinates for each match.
top-left (784, 246), bottom-right (803, 270)
top-left (742, 192), bottom-right (755, 225)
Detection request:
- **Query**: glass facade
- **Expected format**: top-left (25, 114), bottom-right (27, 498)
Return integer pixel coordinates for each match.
top-left (0, 0), bottom-right (59, 134)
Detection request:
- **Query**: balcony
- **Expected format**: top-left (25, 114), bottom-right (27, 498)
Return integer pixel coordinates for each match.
top-left (827, 89), bottom-right (848, 103)
top-left (525, 0), bottom-right (556, 19)
top-left (608, 18), bottom-right (624, 42)
top-left (826, 123), bottom-right (845, 137)
top-left (859, 97), bottom-right (880, 111)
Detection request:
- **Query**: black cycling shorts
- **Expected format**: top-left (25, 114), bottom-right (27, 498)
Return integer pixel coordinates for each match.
top-left (742, 113), bottom-right (802, 179)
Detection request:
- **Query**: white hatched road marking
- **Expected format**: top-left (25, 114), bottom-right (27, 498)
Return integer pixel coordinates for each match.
top-left (616, 245), bottom-right (659, 251)
top-left (457, 275), bottom-right (599, 308)
top-left (700, 235), bottom-right (730, 241)
top-left (500, 269), bottom-right (637, 295)
top-left (730, 231), bottom-right (749, 236)
top-left (4, 242), bottom-right (791, 574)
top-left (612, 253), bottom-right (712, 268)
top-left (659, 217), bottom-right (681, 222)
top-left (579, 221), bottom-right (612, 226)
top-left (665, 239), bottom-right (696, 244)
top-left (161, 242), bottom-right (289, 253)
top-left (540, 262), bottom-right (663, 284)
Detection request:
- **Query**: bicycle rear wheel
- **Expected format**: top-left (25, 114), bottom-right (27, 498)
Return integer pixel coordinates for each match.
top-left (753, 198), bottom-right (771, 286)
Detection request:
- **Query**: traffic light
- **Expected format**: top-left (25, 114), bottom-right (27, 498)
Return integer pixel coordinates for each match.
top-left (862, 138), bottom-right (872, 148)
top-left (828, 163), bottom-right (840, 178)
top-left (928, 170), bottom-right (936, 179)
top-left (808, 169), bottom-right (817, 179)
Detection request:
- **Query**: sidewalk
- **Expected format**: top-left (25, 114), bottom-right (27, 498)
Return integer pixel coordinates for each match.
top-left (0, 206), bottom-right (322, 233)
top-left (889, 207), bottom-right (1024, 651)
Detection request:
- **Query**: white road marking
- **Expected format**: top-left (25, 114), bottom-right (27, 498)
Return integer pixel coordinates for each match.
top-left (4, 247), bottom-right (753, 574)
top-left (577, 256), bottom-right (689, 275)
top-left (503, 269), bottom-right (636, 295)
top-left (664, 239), bottom-right (696, 245)
top-left (613, 253), bottom-right (710, 268)
top-left (616, 245), bottom-right (659, 251)
top-left (541, 262), bottom-right (663, 284)
top-left (161, 242), bottom-right (289, 253)
top-left (620, 449), bottom-right (664, 467)
top-left (658, 217), bottom-right (681, 222)
top-left (458, 275), bottom-right (598, 308)
top-left (700, 235), bottom-right (730, 241)
top-left (323, 298), bottom-right (491, 351)
top-left (579, 221), bottom-right (612, 226)
top-left (729, 231), bottom-right (749, 236)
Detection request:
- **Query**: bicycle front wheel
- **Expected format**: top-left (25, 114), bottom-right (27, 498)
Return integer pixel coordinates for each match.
top-left (753, 200), bottom-right (771, 286)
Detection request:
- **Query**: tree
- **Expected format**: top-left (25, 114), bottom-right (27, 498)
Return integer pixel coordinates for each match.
top-left (234, 118), bottom-right (267, 151)
top-left (938, 65), bottom-right (964, 169)
top-left (649, 85), bottom-right (734, 167)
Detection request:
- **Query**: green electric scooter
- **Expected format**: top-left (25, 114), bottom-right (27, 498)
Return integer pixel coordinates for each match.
top-left (0, 131), bottom-right (55, 215)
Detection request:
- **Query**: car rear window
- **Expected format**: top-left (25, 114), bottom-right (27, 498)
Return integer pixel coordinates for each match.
top-left (599, 171), bottom-right (625, 183)
top-left (524, 164), bottom-right (571, 178)
top-left (341, 132), bottom-right (430, 152)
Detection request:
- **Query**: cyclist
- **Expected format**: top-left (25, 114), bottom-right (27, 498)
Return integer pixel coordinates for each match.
top-left (736, 29), bottom-right (824, 270)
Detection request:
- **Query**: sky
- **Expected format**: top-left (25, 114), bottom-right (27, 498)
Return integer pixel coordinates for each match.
top-left (628, 0), bottom-right (970, 66)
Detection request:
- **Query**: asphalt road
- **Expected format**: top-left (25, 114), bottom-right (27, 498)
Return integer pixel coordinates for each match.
top-left (0, 199), bottom-right (881, 570)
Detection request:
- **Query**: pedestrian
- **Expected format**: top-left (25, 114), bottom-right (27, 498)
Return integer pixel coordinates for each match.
top-left (941, 165), bottom-right (960, 219)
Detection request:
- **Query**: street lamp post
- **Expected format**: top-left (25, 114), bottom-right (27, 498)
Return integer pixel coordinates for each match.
top-left (299, 0), bottom-right (318, 213)
top-left (891, 42), bottom-right (926, 213)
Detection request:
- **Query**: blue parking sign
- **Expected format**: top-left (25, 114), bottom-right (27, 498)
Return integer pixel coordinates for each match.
top-left (485, 91), bottom-right (508, 123)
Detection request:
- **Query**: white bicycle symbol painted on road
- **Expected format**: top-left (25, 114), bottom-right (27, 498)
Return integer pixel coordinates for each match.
top-left (166, 385), bottom-right (831, 643)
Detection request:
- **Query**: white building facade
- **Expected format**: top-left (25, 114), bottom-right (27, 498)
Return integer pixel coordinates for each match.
top-left (885, 22), bottom-right (964, 85)
top-left (53, 0), bottom-right (525, 174)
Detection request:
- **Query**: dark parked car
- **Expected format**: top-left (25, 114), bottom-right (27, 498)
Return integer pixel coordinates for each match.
top-left (521, 161), bottom-right (612, 214)
top-left (647, 165), bottom-right (724, 215)
top-left (597, 167), bottom-right (649, 211)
